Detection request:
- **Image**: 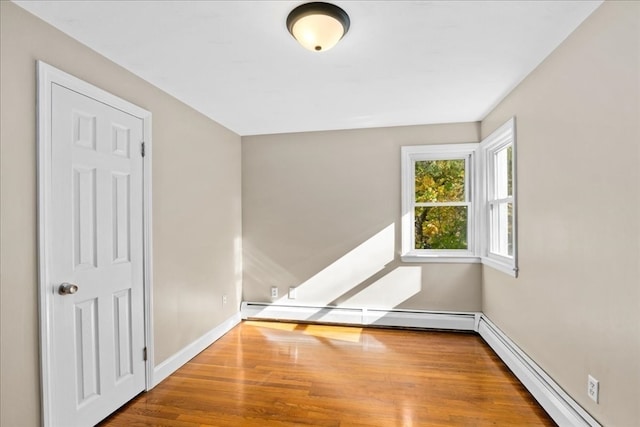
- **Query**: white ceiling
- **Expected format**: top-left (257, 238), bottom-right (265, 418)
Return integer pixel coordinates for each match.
top-left (14, 0), bottom-right (602, 136)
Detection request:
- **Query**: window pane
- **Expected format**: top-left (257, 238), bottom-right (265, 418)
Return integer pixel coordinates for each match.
top-left (507, 146), bottom-right (513, 197)
top-left (508, 202), bottom-right (513, 256)
top-left (494, 146), bottom-right (512, 199)
top-left (490, 202), bottom-right (513, 257)
top-left (415, 159), bottom-right (465, 203)
top-left (414, 206), bottom-right (468, 250)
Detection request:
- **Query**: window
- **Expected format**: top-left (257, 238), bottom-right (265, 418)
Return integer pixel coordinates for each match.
top-left (480, 118), bottom-right (518, 276)
top-left (400, 118), bottom-right (517, 276)
top-left (401, 144), bottom-right (479, 262)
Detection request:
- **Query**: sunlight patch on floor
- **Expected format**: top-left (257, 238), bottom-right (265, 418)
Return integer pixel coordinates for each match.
top-left (246, 320), bottom-right (364, 343)
top-left (302, 324), bottom-right (363, 343)
top-left (244, 320), bottom-right (298, 331)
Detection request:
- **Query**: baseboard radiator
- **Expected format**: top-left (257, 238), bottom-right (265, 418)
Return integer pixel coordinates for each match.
top-left (240, 302), bottom-right (479, 331)
top-left (477, 316), bottom-right (601, 427)
top-left (240, 302), bottom-right (601, 427)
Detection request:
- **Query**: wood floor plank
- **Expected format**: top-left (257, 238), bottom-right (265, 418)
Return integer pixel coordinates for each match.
top-left (99, 321), bottom-right (556, 426)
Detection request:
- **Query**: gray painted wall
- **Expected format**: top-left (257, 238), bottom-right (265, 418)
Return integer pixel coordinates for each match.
top-left (242, 124), bottom-right (482, 312)
top-left (0, 3), bottom-right (242, 425)
top-left (481, 2), bottom-right (639, 425)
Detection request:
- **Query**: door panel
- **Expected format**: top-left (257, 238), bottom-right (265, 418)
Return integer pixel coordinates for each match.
top-left (75, 298), bottom-right (100, 406)
top-left (50, 83), bottom-right (145, 426)
top-left (113, 289), bottom-right (133, 381)
top-left (112, 172), bottom-right (131, 264)
top-left (73, 167), bottom-right (97, 269)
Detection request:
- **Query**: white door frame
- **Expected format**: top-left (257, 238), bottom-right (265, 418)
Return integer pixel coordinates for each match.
top-left (36, 61), bottom-right (154, 427)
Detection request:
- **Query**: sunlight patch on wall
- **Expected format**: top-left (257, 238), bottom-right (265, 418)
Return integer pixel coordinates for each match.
top-left (338, 266), bottom-right (422, 310)
top-left (283, 224), bottom-right (395, 306)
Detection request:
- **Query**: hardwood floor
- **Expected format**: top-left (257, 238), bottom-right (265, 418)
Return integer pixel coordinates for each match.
top-left (99, 321), bottom-right (556, 426)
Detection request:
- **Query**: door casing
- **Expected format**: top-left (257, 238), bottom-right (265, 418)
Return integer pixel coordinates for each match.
top-left (37, 61), bottom-right (154, 427)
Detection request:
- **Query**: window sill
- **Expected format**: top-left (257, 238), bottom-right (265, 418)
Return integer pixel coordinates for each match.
top-left (481, 256), bottom-right (518, 277)
top-left (401, 255), bottom-right (481, 264)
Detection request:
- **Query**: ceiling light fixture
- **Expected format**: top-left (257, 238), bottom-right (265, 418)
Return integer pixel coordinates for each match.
top-left (286, 2), bottom-right (350, 52)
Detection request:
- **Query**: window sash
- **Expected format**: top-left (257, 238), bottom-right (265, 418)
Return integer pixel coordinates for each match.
top-left (492, 145), bottom-right (512, 199)
top-left (414, 206), bottom-right (469, 250)
top-left (401, 144), bottom-right (479, 260)
top-left (411, 156), bottom-right (471, 251)
top-left (414, 159), bottom-right (468, 204)
top-left (488, 199), bottom-right (513, 257)
top-left (486, 144), bottom-right (514, 259)
top-left (480, 117), bottom-right (518, 277)
top-left (415, 202), bottom-right (470, 207)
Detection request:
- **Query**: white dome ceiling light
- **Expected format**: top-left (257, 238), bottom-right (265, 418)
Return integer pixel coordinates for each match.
top-left (286, 2), bottom-right (350, 52)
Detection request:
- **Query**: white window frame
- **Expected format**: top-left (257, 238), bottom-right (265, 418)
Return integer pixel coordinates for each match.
top-left (400, 118), bottom-right (518, 277)
top-left (401, 143), bottom-right (480, 263)
top-left (479, 118), bottom-right (518, 277)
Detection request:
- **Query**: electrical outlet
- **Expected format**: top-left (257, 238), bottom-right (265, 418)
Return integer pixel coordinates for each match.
top-left (222, 295), bottom-right (227, 305)
top-left (271, 286), bottom-right (278, 298)
top-left (588, 375), bottom-right (599, 403)
top-left (288, 287), bottom-right (297, 299)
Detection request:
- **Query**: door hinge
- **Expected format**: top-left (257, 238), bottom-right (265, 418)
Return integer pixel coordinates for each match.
top-left (143, 347), bottom-right (148, 361)
top-left (141, 141), bottom-right (145, 157)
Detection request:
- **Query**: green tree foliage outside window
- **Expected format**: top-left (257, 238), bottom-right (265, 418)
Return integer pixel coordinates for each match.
top-left (414, 160), bottom-right (468, 250)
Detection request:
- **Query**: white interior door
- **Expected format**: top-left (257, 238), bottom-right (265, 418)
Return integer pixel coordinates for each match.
top-left (46, 81), bottom-right (146, 426)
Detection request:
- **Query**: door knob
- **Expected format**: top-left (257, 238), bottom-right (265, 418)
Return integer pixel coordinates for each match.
top-left (58, 283), bottom-right (78, 295)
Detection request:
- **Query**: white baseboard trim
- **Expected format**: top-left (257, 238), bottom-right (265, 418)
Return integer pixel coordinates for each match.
top-left (240, 302), bottom-right (479, 331)
top-left (152, 312), bottom-right (241, 387)
top-left (478, 315), bottom-right (601, 427)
